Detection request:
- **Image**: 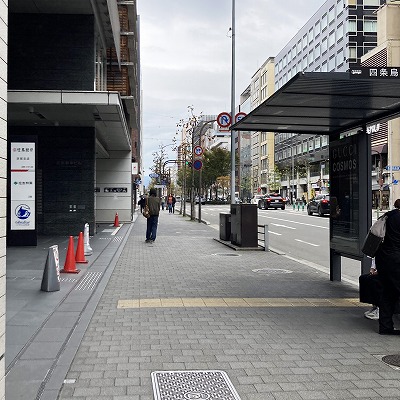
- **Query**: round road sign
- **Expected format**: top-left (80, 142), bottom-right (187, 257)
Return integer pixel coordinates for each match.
top-left (235, 112), bottom-right (247, 123)
top-left (193, 159), bottom-right (203, 170)
top-left (194, 145), bottom-right (203, 156)
top-left (217, 112), bottom-right (232, 128)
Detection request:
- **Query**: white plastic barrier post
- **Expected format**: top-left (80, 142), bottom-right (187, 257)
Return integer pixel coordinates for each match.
top-left (84, 223), bottom-right (93, 256)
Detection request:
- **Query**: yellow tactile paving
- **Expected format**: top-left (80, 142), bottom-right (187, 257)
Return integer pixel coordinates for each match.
top-left (117, 297), bottom-right (364, 309)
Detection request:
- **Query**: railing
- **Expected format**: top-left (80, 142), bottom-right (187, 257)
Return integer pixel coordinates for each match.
top-left (257, 224), bottom-right (269, 251)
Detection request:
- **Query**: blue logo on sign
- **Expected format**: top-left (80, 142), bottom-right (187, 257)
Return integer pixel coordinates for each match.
top-left (16, 204), bottom-right (31, 220)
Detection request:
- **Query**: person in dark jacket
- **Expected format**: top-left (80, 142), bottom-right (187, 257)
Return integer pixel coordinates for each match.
top-left (375, 198), bottom-right (400, 335)
top-left (145, 188), bottom-right (161, 243)
top-left (138, 195), bottom-right (145, 212)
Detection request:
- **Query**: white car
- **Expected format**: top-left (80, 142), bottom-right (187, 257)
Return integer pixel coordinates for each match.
top-left (251, 195), bottom-right (264, 205)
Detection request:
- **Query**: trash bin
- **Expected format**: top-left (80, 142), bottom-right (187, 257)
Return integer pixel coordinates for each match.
top-left (230, 204), bottom-right (258, 247)
top-left (219, 213), bottom-right (231, 241)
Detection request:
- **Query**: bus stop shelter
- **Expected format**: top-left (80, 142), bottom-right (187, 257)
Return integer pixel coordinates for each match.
top-left (233, 71), bottom-right (400, 280)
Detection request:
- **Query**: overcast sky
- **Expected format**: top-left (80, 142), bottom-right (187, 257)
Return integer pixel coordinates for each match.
top-left (137, 0), bottom-right (325, 181)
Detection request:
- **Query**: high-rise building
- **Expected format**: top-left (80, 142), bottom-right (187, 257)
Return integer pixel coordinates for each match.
top-left (272, 0), bottom-right (385, 201)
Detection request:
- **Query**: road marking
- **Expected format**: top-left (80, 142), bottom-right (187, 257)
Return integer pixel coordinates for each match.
top-left (271, 223), bottom-right (296, 230)
top-left (259, 215), bottom-right (328, 229)
top-left (117, 297), bottom-right (364, 309)
top-left (295, 239), bottom-right (319, 247)
top-left (268, 231), bottom-right (282, 236)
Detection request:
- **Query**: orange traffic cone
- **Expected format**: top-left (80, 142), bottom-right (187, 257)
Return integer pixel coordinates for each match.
top-left (61, 236), bottom-right (80, 274)
top-left (75, 232), bottom-right (88, 264)
top-left (114, 212), bottom-right (120, 227)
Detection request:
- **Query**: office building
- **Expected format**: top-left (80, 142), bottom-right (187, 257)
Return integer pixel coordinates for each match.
top-left (272, 0), bottom-right (385, 200)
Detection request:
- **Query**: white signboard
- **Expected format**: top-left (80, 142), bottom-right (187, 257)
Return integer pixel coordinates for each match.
top-left (11, 142), bottom-right (35, 230)
top-left (132, 162), bottom-right (138, 175)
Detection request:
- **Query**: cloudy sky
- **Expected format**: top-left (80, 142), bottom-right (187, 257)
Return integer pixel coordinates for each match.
top-left (137, 0), bottom-right (324, 180)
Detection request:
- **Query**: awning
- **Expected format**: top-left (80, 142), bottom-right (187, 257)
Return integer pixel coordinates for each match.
top-left (8, 90), bottom-right (131, 153)
top-left (233, 72), bottom-right (400, 135)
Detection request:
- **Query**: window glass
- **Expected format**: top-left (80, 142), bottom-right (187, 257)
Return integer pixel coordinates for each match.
top-left (315, 20), bottom-right (321, 37)
top-left (348, 19), bottom-right (356, 32)
top-left (302, 34), bottom-right (308, 50)
top-left (321, 13), bottom-right (328, 30)
top-left (314, 44), bottom-right (321, 60)
top-left (321, 37), bottom-right (328, 54)
top-left (364, 19), bottom-right (377, 32)
top-left (321, 61), bottom-right (328, 72)
top-left (328, 7), bottom-right (335, 24)
top-left (302, 56), bottom-right (307, 70)
top-left (336, 23), bottom-right (344, 42)
top-left (308, 27), bottom-right (314, 43)
top-left (315, 137), bottom-right (321, 149)
top-left (336, 49), bottom-right (344, 66)
top-left (297, 40), bottom-right (302, 54)
top-left (283, 55), bottom-right (287, 68)
top-left (322, 136), bottom-right (328, 147)
top-left (364, 0), bottom-right (379, 6)
top-left (328, 30), bottom-right (335, 48)
top-left (328, 56), bottom-right (335, 71)
top-left (348, 46), bottom-right (357, 59)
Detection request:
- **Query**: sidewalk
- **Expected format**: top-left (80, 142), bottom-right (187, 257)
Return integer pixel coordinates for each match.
top-left (7, 212), bottom-right (400, 400)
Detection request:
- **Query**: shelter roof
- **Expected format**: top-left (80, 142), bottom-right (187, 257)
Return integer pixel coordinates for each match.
top-left (232, 72), bottom-right (400, 135)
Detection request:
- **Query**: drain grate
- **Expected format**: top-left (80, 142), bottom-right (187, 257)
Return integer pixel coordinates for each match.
top-left (382, 354), bottom-right (400, 367)
top-left (151, 370), bottom-right (241, 400)
top-left (252, 268), bottom-right (293, 274)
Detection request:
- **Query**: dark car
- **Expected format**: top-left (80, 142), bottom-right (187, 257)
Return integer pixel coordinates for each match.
top-left (258, 193), bottom-right (285, 210)
top-left (307, 194), bottom-right (330, 216)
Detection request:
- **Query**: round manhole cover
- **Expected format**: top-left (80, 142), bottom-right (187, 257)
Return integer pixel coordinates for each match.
top-left (382, 354), bottom-right (400, 367)
top-left (212, 253), bottom-right (240, 257)
top-left (252, 268), bottom-right (293, 274)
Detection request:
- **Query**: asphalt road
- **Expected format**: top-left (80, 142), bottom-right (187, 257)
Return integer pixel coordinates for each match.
top-left (183, 203), bottom-right (363, 286)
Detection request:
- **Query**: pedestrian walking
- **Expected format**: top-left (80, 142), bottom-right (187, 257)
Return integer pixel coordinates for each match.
top-left (363, 258), bottom-right (379, 320)
top-left (167, 194), bottom-right (174, 214)
top-left (145, 188), bottom-right (161, 243)
top-left (138, 195), bottom-right (145, 213)
top-left (375, 198), bottom-right (400, 335)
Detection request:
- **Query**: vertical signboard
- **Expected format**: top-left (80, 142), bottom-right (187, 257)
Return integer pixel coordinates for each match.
top-left (329, 135), bottom-right (360, 256)
top-left (10, 142), bottom-right (36, 230)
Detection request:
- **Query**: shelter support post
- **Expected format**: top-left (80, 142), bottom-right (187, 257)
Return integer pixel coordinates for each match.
top-left (330, 249), bottom-right (341, 282)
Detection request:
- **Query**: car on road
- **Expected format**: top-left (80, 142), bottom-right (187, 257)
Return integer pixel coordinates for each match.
top-left (307, 194), bottom-right (330, 216)
top-left (195, 196), bottom-right (206, 205)
top-left (251, 194), bottom-right (264, 205)
top-left (258, 193), bottom-right (285, 210)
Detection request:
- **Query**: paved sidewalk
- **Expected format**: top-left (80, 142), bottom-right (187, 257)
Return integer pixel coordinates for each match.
top-left (49, 211), bottom-right (400, 400)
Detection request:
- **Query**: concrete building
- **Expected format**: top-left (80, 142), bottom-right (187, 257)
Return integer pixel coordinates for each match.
top-left (7, 0), bottom-right (140, 243)
top-left (272, 0), bottom-right (385, 201)
top-left (0, 1), bottom-right (7, 397)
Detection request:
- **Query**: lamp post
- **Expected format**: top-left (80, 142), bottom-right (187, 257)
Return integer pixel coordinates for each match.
top-left (230, 0), bottom-right (236, 205)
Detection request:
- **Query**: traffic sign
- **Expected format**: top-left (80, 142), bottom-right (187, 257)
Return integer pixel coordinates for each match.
top-left (235, 112), bottom-right (247, 123)
top-left (193, 159), bottom-right (203, 170)
top-left (193, 145), bottom-right (203, 156)
top-left (385, 166), bottom-right (400, 171)
top-left (217, 112), bottom-right (231, 128)
top-left (394, 180), bottom-right (399, 185)
top-left (149, 173), bottom-right (159, 178)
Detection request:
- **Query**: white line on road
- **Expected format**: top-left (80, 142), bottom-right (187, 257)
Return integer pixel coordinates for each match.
top-left (271, 223), bottom-right (296, 230)
top-left (295, 239), bottom-right (319, 247)
top-left (269, 231), bottom-right (282, 236)
top-left (258, 215), bottom-right (328, 229)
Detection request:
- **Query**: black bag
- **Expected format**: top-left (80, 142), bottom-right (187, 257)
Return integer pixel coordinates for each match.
top-left (361, 213), bottom-right (388, 257)
top-left (359, 273), bottom-right (382, 306)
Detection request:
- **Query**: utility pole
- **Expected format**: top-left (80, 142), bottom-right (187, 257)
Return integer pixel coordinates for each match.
top-left (230, 0), bottom-right (236, 205)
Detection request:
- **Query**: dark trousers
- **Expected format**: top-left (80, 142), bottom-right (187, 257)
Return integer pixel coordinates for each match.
top-left (146, 215), bottom-right (159, 241)
top-left (376, 254), bottom-right (400, 332)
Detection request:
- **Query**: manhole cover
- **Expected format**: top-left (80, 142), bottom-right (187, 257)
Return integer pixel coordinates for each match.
top-left (212, 253), bottom-right (240, 257)
top-left (151, 370), bottom-right (241, 400)
top-left (252, 268), bottom-right (293, 274)
top-left (382, 354), bottom-right (400, 367)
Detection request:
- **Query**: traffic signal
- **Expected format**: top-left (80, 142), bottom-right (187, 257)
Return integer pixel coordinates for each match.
top-left (185, 161), bottom-right (192, 167)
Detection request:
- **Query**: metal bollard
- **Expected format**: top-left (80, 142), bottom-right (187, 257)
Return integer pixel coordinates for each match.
top-left (264, 224), bottom-right (269, 251)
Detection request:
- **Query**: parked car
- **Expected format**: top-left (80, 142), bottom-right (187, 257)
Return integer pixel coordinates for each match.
top-left (251, 194), bottom-right (264, 205)
top-left (195, 196), bottom-right (206, 205)
top-left (258, 193), bottom-right (285, 210)
top-left (307, 194), bottom-right (330, 216)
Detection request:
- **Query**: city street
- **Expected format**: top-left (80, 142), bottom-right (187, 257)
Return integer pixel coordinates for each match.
top-left (181, 204), bottom-right (364, 285)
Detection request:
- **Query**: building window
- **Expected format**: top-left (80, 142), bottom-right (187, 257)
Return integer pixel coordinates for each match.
top-left (347, 0), bottom-right (356, 7)
top-left (348, 46), bottom-right (357, 59)
top-left (322, 136), bottom-right (328, 147)
top-left (315, 137), bottom-right (321, 149)
top-left (314, 44), bottom-right (321, 60)
top-left (308, 27), bottom-right (314, 44)
top-left (315, 20), bottom-right (321, 37)
top-left (336, 49), bottom-right (344, 66)
top-left (302, 34), bottom-right (308, 50)
top-left (321, 13), bottom-right (328, 31)
top-left (321, 37), bottom-right (328, 54)
top-left (328, 6), bottom-right (335, 25)
top-left (321, 61), bottom-right (328, 72)
top-left (292, 45), bottom-right (296, 60)
top-left (336, 23), bottom-right (344, 43)
top-left (297, 40), bottom-right (302, 55)
top-left (302, 56), bottom-right (307, 70)
top-left (364, 19), bottom-right (377, 32)
top-left (328, 55), bottom-right (335, 71)
top-left (364, 0), bottom-right (380, 6)
top-left (283, 55), bottom-right (287, 68)
top-left (328, 30), bottom-right (335, 48)
top-left (348, 19), bottom-right (357, 33)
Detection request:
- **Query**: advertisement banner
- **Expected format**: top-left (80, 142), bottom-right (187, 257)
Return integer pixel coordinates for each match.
top-left (11, 200), bottom-right (36, 230)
